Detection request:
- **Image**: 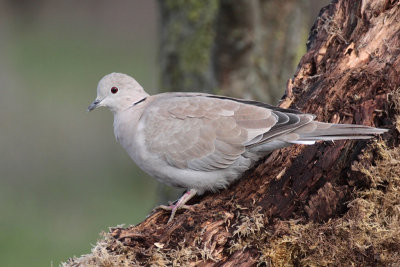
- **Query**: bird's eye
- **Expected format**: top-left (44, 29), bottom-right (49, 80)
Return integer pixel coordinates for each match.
top-left (111, 87), bottom-right (118, 94)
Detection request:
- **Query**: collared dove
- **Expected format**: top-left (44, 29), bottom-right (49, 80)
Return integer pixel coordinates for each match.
top-left (88, 72), bottom-right (387, 223)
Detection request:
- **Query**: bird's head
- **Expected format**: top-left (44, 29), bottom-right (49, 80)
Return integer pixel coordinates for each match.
top-left (88, 73), bottom-right (148, 113)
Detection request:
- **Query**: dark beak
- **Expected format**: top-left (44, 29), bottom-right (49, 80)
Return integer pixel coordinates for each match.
top-left (88, 99), bottom-right (101, 111)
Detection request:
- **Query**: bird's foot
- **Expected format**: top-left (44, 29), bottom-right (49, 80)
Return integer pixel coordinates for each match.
top-left (157, 189), bottom-right (197, 223)
top-left (158, 204), bottom-right (195, 223)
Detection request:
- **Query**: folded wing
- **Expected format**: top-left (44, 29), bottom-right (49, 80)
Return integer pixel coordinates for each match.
top-left (141, 94), bottom-right (313, 171)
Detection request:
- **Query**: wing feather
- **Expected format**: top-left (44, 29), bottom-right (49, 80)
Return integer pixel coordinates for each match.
top-left (142, 94), bottom-right (308, 171)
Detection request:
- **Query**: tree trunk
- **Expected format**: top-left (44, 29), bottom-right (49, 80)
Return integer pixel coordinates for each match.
top-left (64, 0), bottom-right (400, 266)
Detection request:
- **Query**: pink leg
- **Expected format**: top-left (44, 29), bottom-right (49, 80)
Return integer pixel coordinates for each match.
top-left (159, 189), bottom-right (197, 223)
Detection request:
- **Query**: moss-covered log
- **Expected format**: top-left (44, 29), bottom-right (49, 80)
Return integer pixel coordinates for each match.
top-left (64, 0), bottom-right (400, 266)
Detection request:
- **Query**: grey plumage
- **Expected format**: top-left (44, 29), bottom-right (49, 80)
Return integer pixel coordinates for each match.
top-left (88, 72), bottom-right (388, 222)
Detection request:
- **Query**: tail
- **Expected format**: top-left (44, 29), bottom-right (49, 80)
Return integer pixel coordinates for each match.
top-left (290, 122), bottom-right (388, 144)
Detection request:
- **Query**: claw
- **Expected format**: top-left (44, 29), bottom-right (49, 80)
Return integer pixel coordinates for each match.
top-left (157, 189), bottom-right (198, 223)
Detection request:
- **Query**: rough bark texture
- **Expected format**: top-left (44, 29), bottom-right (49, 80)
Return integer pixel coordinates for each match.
top-left (64, 0), bottom-right (400, 266)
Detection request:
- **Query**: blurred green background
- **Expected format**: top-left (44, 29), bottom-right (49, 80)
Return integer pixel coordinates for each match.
top-left (0, 1), bottom-right (160, 266)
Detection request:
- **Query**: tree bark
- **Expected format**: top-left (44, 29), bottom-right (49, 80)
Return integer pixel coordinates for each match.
top-left (64, 0), bottom-right (400, 266)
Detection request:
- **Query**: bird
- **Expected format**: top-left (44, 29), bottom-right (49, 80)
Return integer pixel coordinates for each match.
top-left (88, 72), bottom-right (388, 223)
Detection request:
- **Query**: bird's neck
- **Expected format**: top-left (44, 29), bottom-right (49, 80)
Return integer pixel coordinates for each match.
top-left (110, 91), bottom-right (149, 114)
top-left (112, 97), bottom-right (149, 145)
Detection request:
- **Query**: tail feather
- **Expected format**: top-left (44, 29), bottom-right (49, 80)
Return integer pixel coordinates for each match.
top-left (294, 122), bottom-right (388, 142)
